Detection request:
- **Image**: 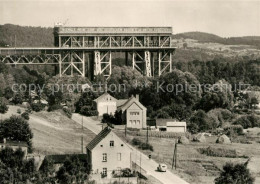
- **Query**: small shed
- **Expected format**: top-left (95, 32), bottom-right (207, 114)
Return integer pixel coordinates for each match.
top-left (156, 119), bottom-right (186, 132)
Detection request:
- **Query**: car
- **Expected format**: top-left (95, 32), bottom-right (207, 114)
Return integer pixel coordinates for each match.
top-left (157, 163), bottom-right (167, 172)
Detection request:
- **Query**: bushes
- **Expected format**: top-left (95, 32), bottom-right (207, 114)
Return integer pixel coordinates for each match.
top-left (80, 106), bottom-right (98, 116)
top-left (215, 162), bottom-right (254, 184)
top-left (21, 112), bottom-right (30, 120)
top-left (31, 103), bottom-right (45, 112)
top-left (17, 108), bottom-right (22, 114)
top-left (197, 146), bottom-right (247, 158)
top-left (139, 143), bottom-right (154, 151)
top-left (101, 112), bottom-right (124, 125)
top-left (112, 168), bottom-right (137, 178)
top-left (0, 99), bottom-right (8, 114)
top-left (131, 138), bottom-right (142, 146)
top-left (0, 115), bottom-right (33, 153)
top-left (233, 114), bottom-right (260, 128)
top-left (223, 125), bottom-right (243, 136)
top-left (131, 138), bottom-right (153, 151)
top-left (48, 104), bottom-right (62, 112)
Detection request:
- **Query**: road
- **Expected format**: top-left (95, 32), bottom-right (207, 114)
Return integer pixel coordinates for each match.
top-left (72, 113), bottom-right (189, 184)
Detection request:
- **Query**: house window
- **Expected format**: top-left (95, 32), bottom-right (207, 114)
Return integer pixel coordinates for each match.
top-left (100, 145), bottom-right (103, 147)
top-left (130, 112), bottom-right (139, 115)
top-left (121, 144), bottom-right (124, 147)
top-left (117, 153), bottom-right (121, 161)
top-left (110, 141), bottom-right (114, 147)
top-left (103, 168), bottom-right (107, 176)
top-left (137, 120), bottom-right (140, 124)
top-left (130, 120), bottom-right (132, 124)
top-left (133, 120), bottom-right (136, 125)
top-left (102, 153), bottom-right (107, 162)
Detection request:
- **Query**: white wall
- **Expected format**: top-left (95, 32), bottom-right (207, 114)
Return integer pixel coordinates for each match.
top-left (126, 103), bottom-right (146, 129)
top-left (97, 101), bottom-right (117, 116)
top-left (91, 132), bottom-right (132, 178)
top-left (167, 126), bottom-right (186, 132)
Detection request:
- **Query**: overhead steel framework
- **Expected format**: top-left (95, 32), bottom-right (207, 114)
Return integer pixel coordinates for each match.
top-left (0, 27), bottom-right (176, 79)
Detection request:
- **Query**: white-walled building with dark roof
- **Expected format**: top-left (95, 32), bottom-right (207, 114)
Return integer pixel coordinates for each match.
top-left (86, 127), bottom-right (133, 178)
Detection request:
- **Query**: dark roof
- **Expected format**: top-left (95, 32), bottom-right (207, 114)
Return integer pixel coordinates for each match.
top-left (156, 119), bottom-right (177, 126)
top-left (116, 99), bottom-right (128, 107)
top-left (0, 140), bottom-right (28, 147)
top-left (86, 127), bottom-right (112, 151)
top-left (117, 96), bottom-right (146, 111)
top-left (45, 154), bottom-right (87, 164)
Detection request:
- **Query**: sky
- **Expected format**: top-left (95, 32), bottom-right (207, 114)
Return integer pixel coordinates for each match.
top-left (0, 0), bottom-right (259, 37)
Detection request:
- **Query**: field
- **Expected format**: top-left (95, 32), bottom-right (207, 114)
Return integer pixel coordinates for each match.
top-left (114, 128), bottom-right (260, 184)
top-left (1, 105), bottom-right (96, 154)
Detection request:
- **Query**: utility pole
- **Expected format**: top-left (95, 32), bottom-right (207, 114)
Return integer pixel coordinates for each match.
top-left (175, 140), bottom-right (177, 170)
top-left (146, 126), bottom-right (149, 144)
top-left (81, 115), bottom-right (84, 153)
top-left (125, 123), bottom-right (127, 137)
top-left (172, 139), bottom-right (178, 169)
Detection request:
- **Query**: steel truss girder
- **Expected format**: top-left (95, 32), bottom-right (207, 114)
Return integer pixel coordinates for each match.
top-left (94, 51), bottom-right (112, 78)
top-left (58, 35), bottom-right (171, 48)
top-left (60, 51), bottom-right (85, 77)
top-left (159, 50), bottom-right (172, 76)
top-left (0, 54), bottom-right (60, 65)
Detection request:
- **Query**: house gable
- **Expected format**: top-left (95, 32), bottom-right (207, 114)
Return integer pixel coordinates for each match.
top-left (119, 97), bottom-right (146, 112)
top-left (94, 93), bottom-right (117, 103)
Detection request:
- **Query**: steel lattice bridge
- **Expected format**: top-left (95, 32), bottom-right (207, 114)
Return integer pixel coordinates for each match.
top-left (0, 26), bottom-right (176, 79)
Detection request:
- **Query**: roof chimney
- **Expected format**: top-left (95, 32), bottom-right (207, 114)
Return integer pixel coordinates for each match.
top-left (136, 94), bottom-right (139, 101)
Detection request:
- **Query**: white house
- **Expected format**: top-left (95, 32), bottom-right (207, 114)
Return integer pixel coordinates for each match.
top-left (94, 93), bottom-right (147, 129)
top-left (0, 138), bottom-right (28, 157)
top-left (156, 119), bottom-right (187, 133)
top-left (86, 127), bottom-right (132, 178)
top-left (117, 95), bottom-right (147, 129)
top-left (93, 93), bottom-right (117, 116)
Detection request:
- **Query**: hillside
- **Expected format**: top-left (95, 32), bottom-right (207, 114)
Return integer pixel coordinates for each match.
top-left (0, 24), bottom-right (53, 47)
top-left (173, 31), bottom-right (260, 48)
top-left (1, 105), bottom-right (96, 154)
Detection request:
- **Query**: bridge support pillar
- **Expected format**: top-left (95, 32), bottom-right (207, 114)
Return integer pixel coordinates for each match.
top-left (59, 54), bottom-right (62, 77)
top-left (94, 50), bottom-right (112, 79)
top-left (94, 51), bottom-right (101, 75)
top-left (82, 51), bottom-right (85, 77)
top-left (145, 51), bottom-right (152, 77)
top-left (158, 50), bottom-right (172, 76)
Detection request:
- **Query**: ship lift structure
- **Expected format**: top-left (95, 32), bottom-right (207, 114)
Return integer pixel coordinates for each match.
top-left (0, 26), bottom-right (176, 79)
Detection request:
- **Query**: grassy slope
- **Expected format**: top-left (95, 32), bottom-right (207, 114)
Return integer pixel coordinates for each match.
top-left (114, 129), bottom-right (260, 184)
top-left (1, 105), bottom-right (96, 154)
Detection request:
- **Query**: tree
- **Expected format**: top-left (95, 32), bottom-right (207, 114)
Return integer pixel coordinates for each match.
top-left (183, 42), bottom-right (188, 49)
top-left (0, 100), bottom-right (8, 118)
top-left (107, 66), bottom-right (152, 99)
top-left (207, 108), bottom-right (233, 128)
top-left (199, 80), bottom-right (234, 111)
top-left (39, 157), bottom-right (55, 178)
top-left (21, 112), bottom-right (30, 120)
top-left (233, 114), bottom-right (260, 128)
top-left (12, 92), bottom-right (24, 105)
top-left (56, 156), bottom-right (89, 184)
top-left (215, 162), bottom-right (254, 184)
top-left (189, 110), bottom-right (214, 132)
top-left (75, 91), bottom-right (98, 113)
top-left (158, 69), bottom-right (202, 108)
top-left (0, 115), bottom-right (33, 152)
top-left (3, 87), bottom-right (14, 100)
